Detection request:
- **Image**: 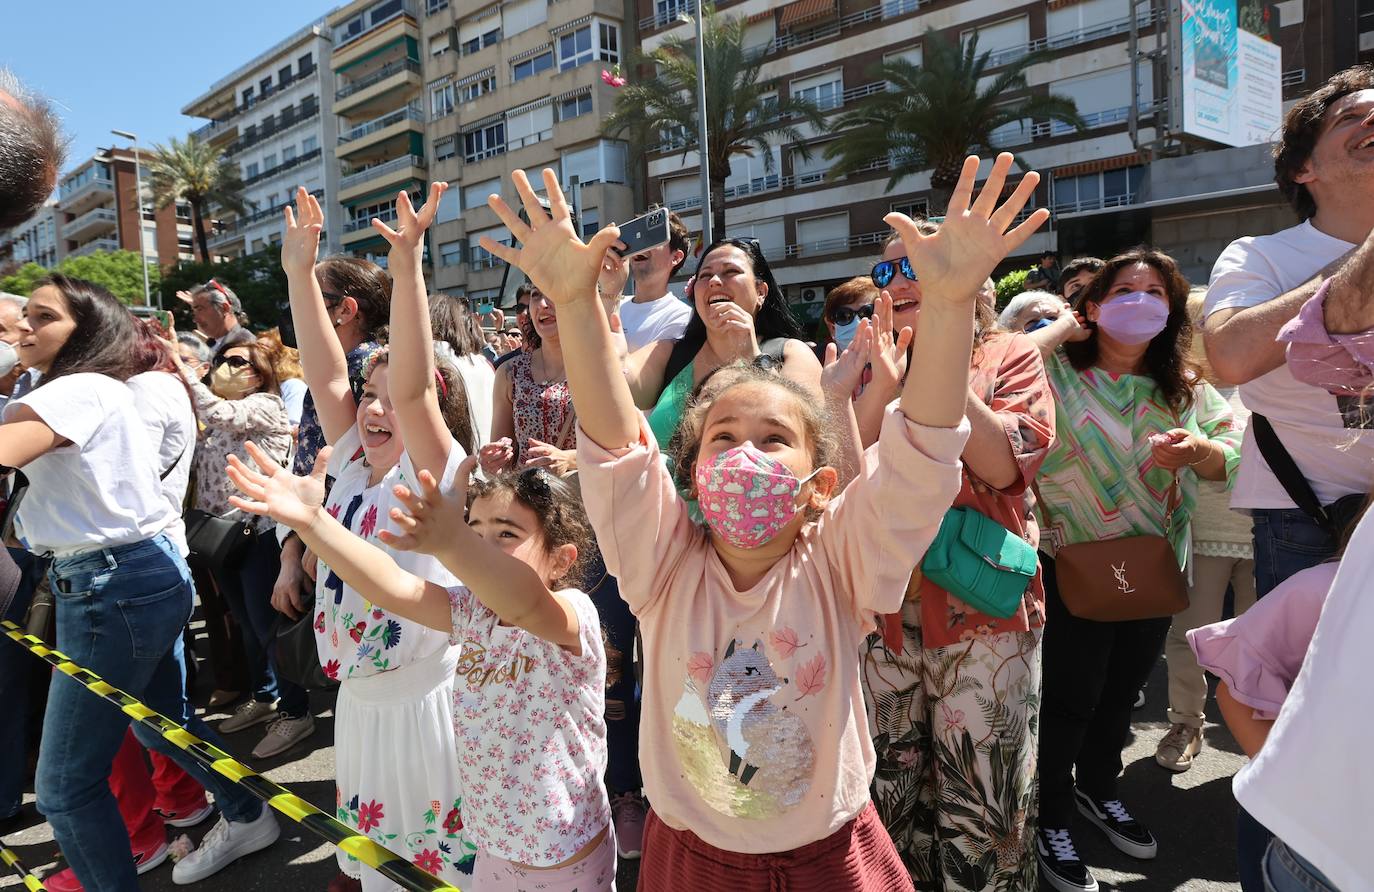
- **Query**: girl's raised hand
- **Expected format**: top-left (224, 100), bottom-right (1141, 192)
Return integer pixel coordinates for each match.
top-left (886, 153), bottom-right (1050, 308)
top-left (868, 290), bottom-right (914, 395)
top-left (281, 186), bottom-right (324, 278)
top-left (227, 441), bottom-right (330, 532)
top-left (377, 456), bottom-right (477, 556)
top-left (373, 182), bottom-right (448, 257)
top-left (480, 169), bottom-right (623, 309)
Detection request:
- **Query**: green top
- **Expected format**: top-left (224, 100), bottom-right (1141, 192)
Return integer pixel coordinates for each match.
top-left (648, 359), bottom-right (695, 448)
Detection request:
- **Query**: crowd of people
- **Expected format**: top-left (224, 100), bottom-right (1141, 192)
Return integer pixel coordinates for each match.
top-left (0, 63), bottom-right (1372, 892)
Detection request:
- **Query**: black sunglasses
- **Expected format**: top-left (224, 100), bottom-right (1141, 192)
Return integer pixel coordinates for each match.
top-left (217, 355), bottom-right (252, 369)
top-left (827, 304), bottom-right (876, 326)
top-left (871, 256), bottom-right (917, 289)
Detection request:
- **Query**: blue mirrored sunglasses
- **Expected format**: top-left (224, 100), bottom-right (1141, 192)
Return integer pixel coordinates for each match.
top-left (871, 256), bottom-right (917, 289)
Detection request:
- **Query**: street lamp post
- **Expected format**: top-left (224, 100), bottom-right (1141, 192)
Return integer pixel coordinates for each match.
top-left (111, 129), bottom-right (155, 308)
top-left (692, 0), bottom-right (712, 247)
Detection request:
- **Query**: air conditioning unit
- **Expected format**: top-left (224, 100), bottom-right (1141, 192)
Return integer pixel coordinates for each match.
top-left (799, 286), bottom-right (824, 304)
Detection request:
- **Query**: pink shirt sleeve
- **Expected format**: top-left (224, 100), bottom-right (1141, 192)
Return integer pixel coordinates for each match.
top-left (1279, 279), bottom-right (1374, 396)
top-left (819, 408), bottom-right (969, 622)
top-left (575, 417), bottom-right (701, 618)
top-left (1186, 561), bottom-right (1335, 719)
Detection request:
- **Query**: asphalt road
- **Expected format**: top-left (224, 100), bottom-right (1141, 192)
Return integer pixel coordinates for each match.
top-left (2, 629), bottom-right (1248, 892)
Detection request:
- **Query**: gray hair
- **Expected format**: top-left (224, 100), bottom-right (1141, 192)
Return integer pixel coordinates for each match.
top-left (176, 331), bottom-right (212, 365)
top-left (0, 68), bottom-right (67, 229)
top-left (997, 290), bottom-right (1063, 329)
top-left (0, 292), bottom-right (28, 310)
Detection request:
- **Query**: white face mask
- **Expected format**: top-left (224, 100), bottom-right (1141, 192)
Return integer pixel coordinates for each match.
top-left (0, 341), bottom-right (17, 378)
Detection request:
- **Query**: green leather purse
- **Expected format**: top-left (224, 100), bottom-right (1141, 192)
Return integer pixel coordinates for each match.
top-left (921, 507), bottom-right (1038, 619)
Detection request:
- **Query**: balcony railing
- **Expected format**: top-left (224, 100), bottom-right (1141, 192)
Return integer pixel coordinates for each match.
top-left (191, 118), bottom-right (234, 142)
top-left (981, 9), bottom-right (1160, 69)
top-left (334, 0), bottom-right (417, 48)
top-left (63, 206), bottom-right (118, 236)
top-left (336, 58), bottom-right (422, 100)
top-left (210, 189), bottom-right (324, 245)
top-left (339, 104), bottom-right (424, 143)
top-left (1032, 98), bottom-right (1167, 138)
top-left (225, 101), bottom-right (320, 156)
top-left (784, 229), bottom-right (887, 259)
top-left (662, 158), bottom-right (890, 213)
top-left (59, 175), bottom-right (114, 202)
top-left (340, 154), bottom-right (427, 190)
top-left (1050, 191), bottom-right (1140, 215)
top-left (242, 147), bottom-right (323, 187)
top-left (68, 237), bottom-right (120, 258)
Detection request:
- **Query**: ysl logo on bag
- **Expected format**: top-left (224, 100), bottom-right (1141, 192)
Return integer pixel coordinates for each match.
top-left (1111, 561), bottom-right (1134, 595)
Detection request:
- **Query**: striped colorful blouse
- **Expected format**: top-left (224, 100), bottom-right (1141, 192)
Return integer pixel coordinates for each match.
top-left (1034, 349), bottom-right (1242, 571)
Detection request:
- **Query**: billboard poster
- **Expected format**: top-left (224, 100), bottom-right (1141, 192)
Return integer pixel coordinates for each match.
top-left (1179, 0), bottom-right (1282, 147)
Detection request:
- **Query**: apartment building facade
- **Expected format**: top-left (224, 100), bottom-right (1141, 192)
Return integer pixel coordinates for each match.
top-left (636, 0), bottom-right (1355, 315)
top-left (55, 148), bottom-right (196, 270)
top-left (2, 201), bottom-right (64, 270)
top-left (184, 20), bottom-right (339, 260)
top-left (420, 0), bottom-right (636, 302)
top-left (325, 0), bottom-right (427, 264)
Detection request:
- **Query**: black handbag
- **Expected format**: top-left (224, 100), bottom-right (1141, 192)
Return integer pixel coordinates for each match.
top-left (273, 612), bottom-right (335, 689)
top-left (183, 509), bottom-right (253, 571)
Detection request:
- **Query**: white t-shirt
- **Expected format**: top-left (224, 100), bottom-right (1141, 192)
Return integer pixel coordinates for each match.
top-left (1233, 509), bottom-right (1374, 890)
top-left (128, 372), bottom-right (197, 557)
top-left (447, 584), bottom-right (609, 866)
top-left (315, 423), bottom-right (464, 680)
top-left (450, 353), bottom-right (495, 449)
top-left (5, 373), bottom-right (177, 555)
top-left (1203, 220), bottom-right (1363, 508)
top-left (619, 291), bottom-right (692, 353)
top-left (279, 377), bottom-right (307, 429)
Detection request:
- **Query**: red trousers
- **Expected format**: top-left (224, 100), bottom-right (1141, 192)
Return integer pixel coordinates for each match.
top-left (109, 729), bottom-right (208, 852)
top-left (637, 802), bottom-right (914, 892)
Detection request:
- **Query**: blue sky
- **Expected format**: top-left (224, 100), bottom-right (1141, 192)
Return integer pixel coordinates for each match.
top-left (6, 2), bottom-right (337, 181)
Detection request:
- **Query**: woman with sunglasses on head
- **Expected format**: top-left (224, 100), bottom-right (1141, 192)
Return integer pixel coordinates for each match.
top-left (3, 275), bottom-right (280, 890)
top-left (1024, 248), bottom-right (1240, 892)
top-left (845, 201), bottom-right (1057, 890)
top-left (621, 237), bottom-right (821, 450)
top-left (177, 338), bottom-right (317, 762)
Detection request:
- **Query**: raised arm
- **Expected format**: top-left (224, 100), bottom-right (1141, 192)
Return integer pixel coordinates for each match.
top-left (479, 170), bottom-right (634, 450)
top-left (891, 154), bottom-right (1051, 428)
top-left (281, 187), bottom-right (355, 443)
top-left (371, 184), bottom-right (456, 477)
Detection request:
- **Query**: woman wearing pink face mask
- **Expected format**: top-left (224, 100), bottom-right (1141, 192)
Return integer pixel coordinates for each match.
top-left (1025, 248), bottom-right (1241, 892)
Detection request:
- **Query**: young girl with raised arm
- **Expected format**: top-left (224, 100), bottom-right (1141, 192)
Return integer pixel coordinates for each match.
top-left (476, 160), bottom-right (1048, 888)
top-left (279, 185), bottom-right (476, 887)
top-left (224, 450), bottom-right (614, 890)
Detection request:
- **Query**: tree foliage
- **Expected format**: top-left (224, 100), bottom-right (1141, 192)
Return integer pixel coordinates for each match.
top-left (602, 3), bottom-right (824, 239)
top-left (0, 250), bottom-right (160, 305)
top-left (146, 135), bottom-right (246, 263)
top-left (825, 30), bottom-right (1085, 211)
top-left (994, 268), bottom-right (1035, 310)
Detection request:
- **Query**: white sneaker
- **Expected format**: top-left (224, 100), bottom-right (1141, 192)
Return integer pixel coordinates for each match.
top-left (171, 804), bottom-right (280, 885)
top-left (251, 713), bottom-right (316, 759)
top-left (219, 699), bottom-right (277, 733)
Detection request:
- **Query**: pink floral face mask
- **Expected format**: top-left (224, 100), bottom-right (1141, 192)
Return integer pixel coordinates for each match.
top-left (695, 444), bottom-right (820, 549)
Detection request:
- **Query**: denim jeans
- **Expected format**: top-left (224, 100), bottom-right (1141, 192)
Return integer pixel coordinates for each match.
top-left (212, 531), bottom-right (308, 717)
top-left (35, 534), bottom-right (262, 892)
top-left (586, 555), bottom-right (641, 794)
top-left (1250, 507), bottom-right (1339, 599)
top-left (1263, 839), bottom-right (1341, 892)
top-left (0, 548), bottom-right (44, 819)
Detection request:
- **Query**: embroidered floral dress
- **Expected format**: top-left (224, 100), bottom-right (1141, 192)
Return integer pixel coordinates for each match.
top-left (320, 424), bottom-right (476, 885)
top-left (862, 332), bottom-right (1055, 889)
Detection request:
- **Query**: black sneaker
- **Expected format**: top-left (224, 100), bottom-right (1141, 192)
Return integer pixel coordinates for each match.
top-left (1036, 827), bottom-right (1098, 892)
top-left (1075, 790), bottom-right (1158, 859)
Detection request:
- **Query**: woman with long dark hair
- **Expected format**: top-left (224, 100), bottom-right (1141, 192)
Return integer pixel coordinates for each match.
top-left (1026, 248), bottom-right (1242, 892)
top-left (1, 275), bottom-right (277, 890)
top-left (623, 237), bottom-right (821, 447)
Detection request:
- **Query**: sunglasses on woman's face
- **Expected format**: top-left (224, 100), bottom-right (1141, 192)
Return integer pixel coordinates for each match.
top-left (827, 304), bottom-right (876, 326)
top-left (1024, 315), bottom-right (1057, 333)
top-left (871, 256), bottom-right (917, 289)
top-left (217, 355), bottom-right (252, 369)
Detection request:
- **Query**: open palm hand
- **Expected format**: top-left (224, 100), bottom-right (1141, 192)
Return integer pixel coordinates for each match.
top-left (226, 441), bottom-right (329, 532)
top-left (373, 182), bottom-right (447, 261)
top-left (886, 153), bottom-right (1050, 307)
top-left (479, 169), bottom-right (623, 309)
top-left (281, 187), bottom-right (323, 278)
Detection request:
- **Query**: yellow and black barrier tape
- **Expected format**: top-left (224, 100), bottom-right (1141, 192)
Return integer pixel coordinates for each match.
top-left (2, 843), bottom-right (46, 891)
top-left (1, 620), bottom-right (459, 892)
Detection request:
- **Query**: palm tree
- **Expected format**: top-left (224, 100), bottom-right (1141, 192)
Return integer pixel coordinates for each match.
top-left (824, 31), bottom-right (1085, 212)
top-left (603, 4), bottom-right (825, 240)
top-left (146, 136), bottom-right (246, 263)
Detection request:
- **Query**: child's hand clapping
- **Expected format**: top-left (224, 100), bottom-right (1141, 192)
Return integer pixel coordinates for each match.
top-left (378, 456), bottom-right (478, 557)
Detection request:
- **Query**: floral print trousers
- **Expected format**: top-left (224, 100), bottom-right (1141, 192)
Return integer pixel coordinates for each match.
top-left (862, 600), bottom-right (1043, 892)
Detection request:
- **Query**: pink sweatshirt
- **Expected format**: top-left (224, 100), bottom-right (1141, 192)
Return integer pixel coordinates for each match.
top-left (576, 407), bottom-right (968, 853)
